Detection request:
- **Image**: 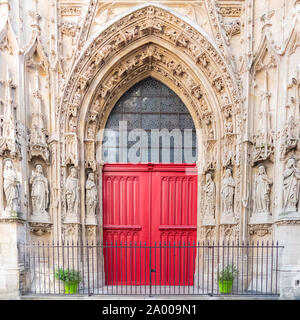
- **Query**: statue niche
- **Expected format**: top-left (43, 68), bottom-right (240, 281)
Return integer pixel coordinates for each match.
top-left (279, 158), bottom-right (300, 220)
top-left (2, 159), bottom-right (20, 218)
top-left (29, 164), bottom-right (51, 223)
top-left (221, 168), bottom-right (236, 224)
top-left (202, 172), bottom-right (216, 226)
top-left (85, 172), bottom-right (98, 225)
top-left (250, 165), bottom-right (273, 224)
top-left (64, 167), bottom-right (80, 224)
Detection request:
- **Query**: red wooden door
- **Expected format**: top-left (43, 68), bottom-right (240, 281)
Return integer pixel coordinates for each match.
top-left (103, 164), bottom-right (150, 285)
top-left (103, 163), bottom-right (197, 286)
top-left (151, 164), bottom-right (197, 285)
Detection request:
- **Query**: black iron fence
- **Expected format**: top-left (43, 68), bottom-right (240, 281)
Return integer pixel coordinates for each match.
top-left (20, 241), bottom-right (283, 296)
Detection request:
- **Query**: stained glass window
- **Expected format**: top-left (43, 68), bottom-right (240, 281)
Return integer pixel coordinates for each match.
top-left (102, 77), bottom-right (197, 163)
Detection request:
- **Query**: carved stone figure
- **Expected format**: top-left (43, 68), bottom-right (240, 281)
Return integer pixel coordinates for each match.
top-left (253, 165), bottom-right (272, 214)
top-left (85, 172), bottom-right (98, 220)
top-left (204, 173), bottom-right (215, 217)
top-left (29, 165), bottom-right (49, 217)
top-left (65, 167), bottom-right (80, 220)
top-left (282, 158), bottom-right (300, 212)
top-left (3, 159), bottom-right (20, 215)
top-left (280, 116), bottom-right (298, 159)
top-left (221, 168), bottom-right (235, 215)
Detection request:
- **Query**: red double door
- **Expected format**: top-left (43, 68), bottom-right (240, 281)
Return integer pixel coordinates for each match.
top-left (103, 163), bottom-right (197, 286)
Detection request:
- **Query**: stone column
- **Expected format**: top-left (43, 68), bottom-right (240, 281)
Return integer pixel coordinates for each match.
top-left (0, 218), bottom-right (27, 298)
top-left (273, 157), bottom-right (300, 299)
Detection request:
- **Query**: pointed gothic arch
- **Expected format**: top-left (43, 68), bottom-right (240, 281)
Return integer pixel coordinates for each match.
top-left (58, 4), bottom-right (242, 242)
top-left (59, 4), bottom-right (241, 165)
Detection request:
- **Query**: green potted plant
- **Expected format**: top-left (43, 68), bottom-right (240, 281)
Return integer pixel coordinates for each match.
top-left (55, 268), bottom-right (82, 294)
top-left (218, 264), bottom-right (237, 294)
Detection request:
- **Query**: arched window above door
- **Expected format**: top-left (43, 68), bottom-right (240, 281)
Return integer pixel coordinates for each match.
top-left (102, 77), bottom-right (197, 163)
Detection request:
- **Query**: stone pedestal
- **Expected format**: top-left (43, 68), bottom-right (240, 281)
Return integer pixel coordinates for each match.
top-left (2, 208), bottom-right (22, 220)
top-left (202, 216), bottom-right (215, 226)
top-left (85, 215), bottom-right (97, 226)
top-left (64, 213), bottom-right (80, 224)
top-left (277, 210), bottom-right (300, 222)
top-left (220, 213), bottom-right (236, 225)
top-left (249, 212), bottom-right (273, 225)
top-left (0, 218), bottom-right (26, 298)
top-left (30, 211), bottom-right (51, 224)
top-left (274, 221), bottom-right (300, 299)
top-left (29, 215), bottom-right (52, 236)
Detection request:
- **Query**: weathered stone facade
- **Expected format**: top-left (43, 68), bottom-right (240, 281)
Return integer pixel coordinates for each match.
top-left (0, 0), bottom-right (300, 299)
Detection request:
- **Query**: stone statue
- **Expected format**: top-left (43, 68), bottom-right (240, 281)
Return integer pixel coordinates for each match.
top-left (283, 158), bottom-right (300, 212)
top-left (221, 168), bottom-right (235, 215)
top-left (253, 165), bottom-right (272, 214)
top-left (85, 172), bottom-right (98, 217)
top-left (29, 165), bottom-right (49, 216)
top-left (65, 167), bottom-right (80, 217)
top-left (204, 172), bottom-right (215, 217)
top-left (3, 159), bottom-right (20, 214)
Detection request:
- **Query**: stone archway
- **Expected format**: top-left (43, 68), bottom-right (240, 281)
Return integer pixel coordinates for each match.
top-left (58, 4), bottom-right (242, 243)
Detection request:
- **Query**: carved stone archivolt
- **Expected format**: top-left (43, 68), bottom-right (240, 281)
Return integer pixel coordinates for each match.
top-left (55, 5), bottom-right (242, 247)
top-left (58, 5), bottom-right (241, 138)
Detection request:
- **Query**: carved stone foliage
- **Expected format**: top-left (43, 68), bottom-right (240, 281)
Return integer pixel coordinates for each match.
top-left (63, 223), bottom-right (81, 241)
top-left (199, 226), bottom-right (216, 243)
top-left (219, 224), bottom-right (239, 243)
top-left (249, 224), bottom-right (272, 237)
top-left (61, 22), bottom-right (78, 39)
top-left (219, 6), bottom-right (242, 17)
top-left (29, 222), bottom-right (52, 236)
top-left (86, 225), bottom-right (97, 240)
top-left (60, 5), bottom-right (82, 17)
top-left (223, 19), bottom-right (241, 39)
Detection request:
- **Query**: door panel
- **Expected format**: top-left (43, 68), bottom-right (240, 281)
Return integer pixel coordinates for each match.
top-left (151, 165), bottom-right (197, 285)
top-left (103, 165), bottom-right (150, 285)
top-left (103, 164), bottom-right (197, 286)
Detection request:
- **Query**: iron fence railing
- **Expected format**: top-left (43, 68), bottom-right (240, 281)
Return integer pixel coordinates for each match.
top-left (20, 241), bottom-right (283, 296)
